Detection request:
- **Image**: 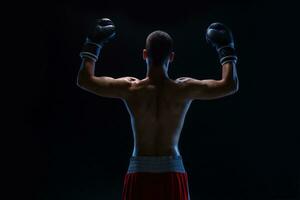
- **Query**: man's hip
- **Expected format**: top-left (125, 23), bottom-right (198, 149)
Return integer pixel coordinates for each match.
top-left (122, 156), bottom-right (190, 200)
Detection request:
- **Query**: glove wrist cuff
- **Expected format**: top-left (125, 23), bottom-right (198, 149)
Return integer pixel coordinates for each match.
top-left (217, 46), bottom-right (238, 65)
top-left (80, 40), bottom-right (103, 62)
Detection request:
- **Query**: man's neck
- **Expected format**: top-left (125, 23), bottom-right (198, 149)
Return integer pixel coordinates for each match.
top-left (146, 64), bottom-right (169, 82)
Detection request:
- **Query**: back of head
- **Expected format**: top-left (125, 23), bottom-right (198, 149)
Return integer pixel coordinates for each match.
top-left (146, 30), bottom-right (173, 66)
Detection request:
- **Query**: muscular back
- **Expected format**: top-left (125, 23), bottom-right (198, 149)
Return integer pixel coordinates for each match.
top-left (78, 60), bottom-right (238, 156)
top-left (124, 78), bottom-right (192, 156)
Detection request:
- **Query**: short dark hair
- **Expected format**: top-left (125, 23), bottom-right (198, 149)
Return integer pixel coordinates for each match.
top-left (146, 30), bottom-right (173, 65)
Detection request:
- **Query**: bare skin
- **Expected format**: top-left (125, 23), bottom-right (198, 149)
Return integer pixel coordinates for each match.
top-left (77, 50), bottom-right (239, 156)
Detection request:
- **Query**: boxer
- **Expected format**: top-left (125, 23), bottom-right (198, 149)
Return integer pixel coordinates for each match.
top-left (78, 18), bottom-right (239, 200)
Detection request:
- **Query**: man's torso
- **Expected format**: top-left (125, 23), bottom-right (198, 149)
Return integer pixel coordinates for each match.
top-left (123, 77), bottom-right (192, 156)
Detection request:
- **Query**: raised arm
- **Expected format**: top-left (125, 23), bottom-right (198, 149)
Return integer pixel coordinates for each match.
top-left (177, 22), bottom-right (239, 100)
top-left (77, 18), bottom-right (137, 99)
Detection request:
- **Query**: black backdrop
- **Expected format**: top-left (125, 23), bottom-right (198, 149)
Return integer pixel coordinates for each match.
top-left (16, 0), bottom-right (300, 199)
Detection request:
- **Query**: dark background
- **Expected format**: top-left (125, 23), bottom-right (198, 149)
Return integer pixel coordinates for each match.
top-left (15, 0), bottom-right (299, 199)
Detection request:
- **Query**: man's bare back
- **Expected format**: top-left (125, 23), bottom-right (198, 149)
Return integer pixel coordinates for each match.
top-left (124, 77), bottom-right (192, 156)
top-left (78, 59), bottom-right (238, 157)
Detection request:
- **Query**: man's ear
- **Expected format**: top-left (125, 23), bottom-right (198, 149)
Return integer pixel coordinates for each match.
top-left (169, 52), bottom-right (175, 63)
top-left (143, 49), bottom-right (148, 60)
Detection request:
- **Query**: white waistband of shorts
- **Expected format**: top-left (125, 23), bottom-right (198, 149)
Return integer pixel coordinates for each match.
top-left (127, 155), bottom-right (186, 173)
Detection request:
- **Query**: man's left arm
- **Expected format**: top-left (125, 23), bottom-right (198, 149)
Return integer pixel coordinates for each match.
top-left (77, 18), bottom-right (137, 99)
top-left (77, 59), bottom-right (137, 99)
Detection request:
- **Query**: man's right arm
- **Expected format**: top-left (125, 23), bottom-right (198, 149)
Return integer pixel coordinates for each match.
top-left (178, 22), bottom-right (239, 100)
top-left (177, 62), bottom-right (238, 100)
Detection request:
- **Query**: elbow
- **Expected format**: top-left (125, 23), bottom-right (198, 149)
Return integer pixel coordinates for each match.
top-left (77, 73), bottom-right (91, 89)
top-left (223, 78), bottom-right (239, 96)
top-left (229, 78), bottom-right (239, 94)
top-left (76, 75), bottom-right (85, 88)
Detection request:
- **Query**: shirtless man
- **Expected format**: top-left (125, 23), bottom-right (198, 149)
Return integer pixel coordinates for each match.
top-left (77, 18), bottom-right (239, 200)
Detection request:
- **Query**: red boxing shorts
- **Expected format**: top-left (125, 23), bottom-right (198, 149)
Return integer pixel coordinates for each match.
top-left (122, 156), bottom-right (190, 200)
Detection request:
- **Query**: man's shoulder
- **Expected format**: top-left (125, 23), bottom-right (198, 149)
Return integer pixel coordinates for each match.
top-left (174, 77), bottom-right (193, 86)
top-left (117, 76), bottom-right (141, 82)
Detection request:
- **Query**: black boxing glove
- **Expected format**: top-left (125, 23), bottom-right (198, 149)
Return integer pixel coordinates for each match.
top-left (80, 18), bottom-right (116, 62)
top-left (206, 22), bottom-right (237, 65)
